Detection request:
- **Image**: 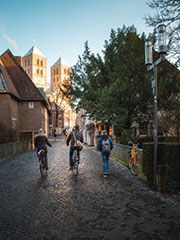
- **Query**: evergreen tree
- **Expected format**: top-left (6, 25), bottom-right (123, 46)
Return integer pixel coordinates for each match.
top-left (63, 25), bottom-right (180, 141)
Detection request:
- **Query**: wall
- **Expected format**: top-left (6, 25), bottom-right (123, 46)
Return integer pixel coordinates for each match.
top-left (0, 94), bottom-right (11, 127)
top-left (18, 101), bottom-right (46, 133)
top-left (0, 140), bottom-right (32, 163)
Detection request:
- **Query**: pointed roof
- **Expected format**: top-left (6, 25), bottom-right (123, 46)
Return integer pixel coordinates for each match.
top-left (0, 49), bottom-right (46, 101)
top-left (51, 57), bottom-right (68, 67)
top-left (23, 45), bottom-right (45, 58)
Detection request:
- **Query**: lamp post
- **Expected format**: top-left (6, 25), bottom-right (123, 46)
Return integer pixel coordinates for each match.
top-left (145, 24), bottom-right (166, 187)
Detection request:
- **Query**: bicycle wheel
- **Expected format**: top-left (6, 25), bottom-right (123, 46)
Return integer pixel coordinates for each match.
top-left (129, 157), bottom-right (138, 175)
top-left (74, 163), bottom-right (78, 176)
top-left (73, 150), bottom-right (79, 176)
top-left (39, 158), bottom-right (46, 177)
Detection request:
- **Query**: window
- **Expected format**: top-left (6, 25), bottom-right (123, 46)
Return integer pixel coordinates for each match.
top-left (37, 59), bottom-right (39, 65)
top-left (25, 59), bottom-right (27, 66)
top-left (28, 59), bottom-right (30, 66)
top-left (54, 69), bottom-right (56, 75)
top-left (64, 68), bottom-right (66, 74)
top-left (29, 102), bottom-right (34, 108)
top-left (37, 69), bottom-right (39, 74)
top-left (41, 60), bottom-right (43, 66)
top-left (56, 68), bottom-right (58, 74)
top-left (53, 78), bottom-right (55, 82)
top-left (57, 77), bottom-right (59, 82)
top-left (41, 70), bottom-right (43, 75)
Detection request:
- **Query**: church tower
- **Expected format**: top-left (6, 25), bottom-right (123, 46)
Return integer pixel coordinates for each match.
top-left (50, 57), bottom-right (71, 90)
top-left (22, 45), bottom-right (47, 91)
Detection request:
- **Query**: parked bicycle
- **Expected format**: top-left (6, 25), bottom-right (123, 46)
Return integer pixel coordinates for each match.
top-left (72, 149), bottom-right (80, 176)
top-left (37, 149), bottom-right (48, 177)
top-left (128, 141), bottom-right (139, 175)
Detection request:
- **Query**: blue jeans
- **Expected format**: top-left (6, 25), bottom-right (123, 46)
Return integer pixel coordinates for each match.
top-left (101, 152), bottom-right (110, 174)
top-left (69, 148), bottom-right (80, 167)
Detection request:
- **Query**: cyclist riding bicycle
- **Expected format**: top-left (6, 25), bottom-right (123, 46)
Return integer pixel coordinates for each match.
top-left (66, 125), bottom-right (83, 170)
top-left (35, 128), bottom-right (52, 170)
top-left (63, 128), bottom-right (68, 139)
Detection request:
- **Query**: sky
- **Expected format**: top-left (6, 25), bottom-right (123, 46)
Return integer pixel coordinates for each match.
top-left (0, 0), bottom-right (154, 86)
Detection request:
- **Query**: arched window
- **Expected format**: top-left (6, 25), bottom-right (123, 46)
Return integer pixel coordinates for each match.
top-left (57, 77), bottom-right (59, 82)
top-left (41, 70), bottom-right (43, 75)
top-left (37, 59), bottom-right (39, 65)
top-left (41, 60), bottom-right (43, 66)
top-left (37, 69), bottom-right (39, 74)
top-left (54, 69), bottom-right (56, 75)
top-left (25, 59), bottom-right (27, 66)
top-left (28, 59), bottom-right (30, 66)
top-left (56, 68), bottom-right (58, 74)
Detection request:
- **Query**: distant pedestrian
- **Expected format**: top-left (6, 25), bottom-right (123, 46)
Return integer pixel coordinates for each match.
top-left (98, 130), bottom-right (113, 177)
top-left (53, 129), bottom-right (57, 141)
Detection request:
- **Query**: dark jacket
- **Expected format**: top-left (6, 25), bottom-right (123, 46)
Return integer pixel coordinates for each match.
top-left (98, 134), bottom-right (113, 152)
top-left (35, 133), bottom-right (52, 151)
top-left (66, 129), bottom-right (83, 149)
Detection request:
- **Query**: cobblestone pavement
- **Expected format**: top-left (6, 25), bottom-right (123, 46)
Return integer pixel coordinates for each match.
top-left (0, 136), bottom-right (180, 240)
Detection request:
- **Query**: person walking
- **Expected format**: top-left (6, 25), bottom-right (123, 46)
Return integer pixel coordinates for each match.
top-left (98, 130), bottom-right (113, 177)
top-left (66, 125), bottom-right (83, 170)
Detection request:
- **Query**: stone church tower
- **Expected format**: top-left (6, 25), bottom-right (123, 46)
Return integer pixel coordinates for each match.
top-left (48, 57), bottom-right (75, 130)
top-left (22, 45), bottom-right (47, 91)
top-left (50, 57), bottom-right (71, 90)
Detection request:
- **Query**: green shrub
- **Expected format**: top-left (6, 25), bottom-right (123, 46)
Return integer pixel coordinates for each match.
top-left (142, 142), bottom-right (180, 192)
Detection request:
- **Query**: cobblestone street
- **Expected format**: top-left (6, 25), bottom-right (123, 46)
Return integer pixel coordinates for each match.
top-left (0, 136), bottom-right (180, 240)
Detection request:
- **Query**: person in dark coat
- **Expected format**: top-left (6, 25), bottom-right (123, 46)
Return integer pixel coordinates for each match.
top-left (98, 130), bottom-right (113, 177)
top-left (35, 128), bottom-right (52, 169)
top-left (66, 125), bottom-right (83, 170)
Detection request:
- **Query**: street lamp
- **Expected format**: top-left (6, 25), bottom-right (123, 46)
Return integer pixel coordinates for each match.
top-left (145, 24), bottom-right (166, 187)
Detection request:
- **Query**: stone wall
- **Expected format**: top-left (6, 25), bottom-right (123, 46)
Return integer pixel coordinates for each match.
top-left (0, 141), bottom-right (32, 164)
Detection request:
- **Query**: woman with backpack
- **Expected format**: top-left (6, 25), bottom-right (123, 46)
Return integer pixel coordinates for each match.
top-left (98, 130), bottom-right (113, 177)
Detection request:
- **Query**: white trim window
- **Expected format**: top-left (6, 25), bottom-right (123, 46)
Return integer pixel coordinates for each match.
top-left (29, 102), bottom-right (34, 109)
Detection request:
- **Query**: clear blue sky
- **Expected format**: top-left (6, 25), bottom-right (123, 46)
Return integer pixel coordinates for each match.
top-left (0, 0), bottom-right (154, 85)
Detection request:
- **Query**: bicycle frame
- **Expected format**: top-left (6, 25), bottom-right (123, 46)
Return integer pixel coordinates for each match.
top-left (37, 149), bottom-right (47, 176)
top-left (73, 149), bottom-right (79, 176)
top-left (128, 142), bottom-right (139, 175)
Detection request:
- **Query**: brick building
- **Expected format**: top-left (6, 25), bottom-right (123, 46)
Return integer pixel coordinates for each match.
top-left (0, 49), bottom-right (51, 142)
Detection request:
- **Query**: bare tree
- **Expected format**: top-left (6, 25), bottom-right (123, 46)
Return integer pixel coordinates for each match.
top-left (145, 0), bottom-right (180, 65)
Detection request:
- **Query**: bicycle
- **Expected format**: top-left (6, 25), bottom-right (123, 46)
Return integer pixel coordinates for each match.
top-left (128, 141), bottom-right (139, 175)
top-left (37, 149), bottom-right (48, 177)
top-left (72, 149), bottom-right (79, 176)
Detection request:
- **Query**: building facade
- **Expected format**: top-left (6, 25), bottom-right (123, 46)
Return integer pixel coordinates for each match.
top-left (0, 49), bottom-right (50, 143)
top-left (50, 57), bottom-right (71, 90)
top-left (22, 45), bottom-right (47, 91)
top-left (47, 57), bottom-right (75, 133)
